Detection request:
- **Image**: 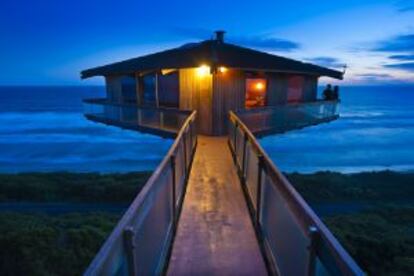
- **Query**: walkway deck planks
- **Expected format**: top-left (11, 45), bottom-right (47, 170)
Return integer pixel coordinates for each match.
top-left (167, 136), bottom-right (267, 275)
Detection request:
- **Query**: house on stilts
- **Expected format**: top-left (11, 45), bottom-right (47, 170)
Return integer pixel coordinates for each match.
top-left (82, 30), bottom-right (341, 137)
top-left (81, 31), bottom-right (363, 276)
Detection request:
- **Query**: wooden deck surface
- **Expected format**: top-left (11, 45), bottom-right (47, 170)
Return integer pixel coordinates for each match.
top-left (167, 136), bottom-right (267, 275)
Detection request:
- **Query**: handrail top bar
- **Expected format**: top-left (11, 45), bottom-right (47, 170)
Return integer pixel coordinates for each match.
top-left (83, 98), bottom-right (193, 114)
top-left (228, 111), bottom-right (364, 276)
top-left (84, 110), bottom-right (196, 275)
top-left (237, 99), bottom-right (339, 114)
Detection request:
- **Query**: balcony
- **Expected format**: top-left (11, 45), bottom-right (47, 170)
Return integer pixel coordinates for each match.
top-left (235, 100), bottom-right (339, 136)
top-left (83, 99), bottom-right (192, 138)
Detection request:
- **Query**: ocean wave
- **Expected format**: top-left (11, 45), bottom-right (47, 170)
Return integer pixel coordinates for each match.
top-left (340, 111), bottom-right (385, 118)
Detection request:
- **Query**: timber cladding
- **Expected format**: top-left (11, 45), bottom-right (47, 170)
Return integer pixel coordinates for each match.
top-left (213, 69), bottom-right (245, 135)
top-left (179, 68), bottom-right (246, 136)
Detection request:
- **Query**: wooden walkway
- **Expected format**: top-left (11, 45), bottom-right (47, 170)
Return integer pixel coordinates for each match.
top-left (167, 136), bottom-right (267, 275)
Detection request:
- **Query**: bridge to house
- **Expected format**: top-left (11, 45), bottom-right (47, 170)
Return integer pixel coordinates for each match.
top-left (83, 106), bottom-right (363, 276)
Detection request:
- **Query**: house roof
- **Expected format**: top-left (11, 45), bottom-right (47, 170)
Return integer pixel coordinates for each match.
top-left (81, 39), bottom-right (343, 79)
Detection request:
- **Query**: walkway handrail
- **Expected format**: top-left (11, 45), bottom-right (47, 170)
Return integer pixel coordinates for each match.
top-left (228, 111), bottom-right (364, 276)
top-left (83, 98), bottom-right (193, 114)
top-left (83, 99), bottom-right (192, 137)
top-left (84, 111), bottom-right (197, 276)
top-left (238, 99), bottom-right (340, 113)
top-left (235, 100), bottom-right (339, 137)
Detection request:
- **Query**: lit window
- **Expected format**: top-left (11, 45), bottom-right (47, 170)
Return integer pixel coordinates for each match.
top-left (245, 78), bottom-right (267, 108)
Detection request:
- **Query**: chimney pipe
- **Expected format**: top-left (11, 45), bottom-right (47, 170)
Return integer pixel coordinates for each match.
top-left (214, 30), bottom-right (225, 43)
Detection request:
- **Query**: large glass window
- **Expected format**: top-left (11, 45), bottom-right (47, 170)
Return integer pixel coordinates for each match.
top-left (121, 76), bottom-right (137, 103)
top-left (142, 74), bottom-right (156, 106)
top-left (245, 78), bottom-right (267, 108)
top-left (287, 76), bottom-right (304, 103)
top-left (158, 72), bottom-right (179, 108)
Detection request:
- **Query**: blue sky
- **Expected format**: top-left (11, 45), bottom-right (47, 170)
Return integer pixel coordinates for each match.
top-left (0, 0), bottom-right (413, 85)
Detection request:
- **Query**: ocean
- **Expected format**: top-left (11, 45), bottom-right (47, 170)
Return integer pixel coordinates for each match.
top-left (0, 86), bottom-right (172, 173)
top-left (261, 85), bottom-right (414, 172)
top-left (0, 85), bottom-right (413, 173)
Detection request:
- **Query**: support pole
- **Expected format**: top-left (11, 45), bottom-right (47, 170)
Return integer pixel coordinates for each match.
top-left (124, 227), bottom-right (137, 276)
top-left (241, 133), bottom-right (248, 181)
top-left (170, 155), bottom-right (177, 230)
top-left (307, 226), bottom-right (319, 276)
top-left (256, 155), bottom-right (264, 227)
top-left (155, 72), bottom-right (159, 108)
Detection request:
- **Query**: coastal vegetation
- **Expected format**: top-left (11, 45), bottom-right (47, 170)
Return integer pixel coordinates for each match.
top-left (0, 212), bottom-right (120, 276)
top-left (0, 172), bottom-right (151, 276)
top-left (324, 208), bottom-right (414, 276)
top-left (0, 171), bottom-right (412, 275)
top-left (0, 172), bottom-right (152, 203)
top-left (287, 171), bottom-right (414, 276)
top-left (287, 170), bottom-right (414, 203)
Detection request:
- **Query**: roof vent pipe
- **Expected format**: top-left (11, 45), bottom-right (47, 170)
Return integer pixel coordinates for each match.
top-left (214, 30), bottom-right (225, 43)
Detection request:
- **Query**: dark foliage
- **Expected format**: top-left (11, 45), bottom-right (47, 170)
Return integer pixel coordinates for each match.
top-left (325, 208), bottom-right (414, 276)
top-left (0, 212), bottom-right (120, 276)
top-left (0, 172), bottom-right (152, 203)
top-left (286, 170), bottom-right (414, 203)
top-left (286, 171), bottom-right (414, 275)
top-left (0, 172), bottom-right (153, 275)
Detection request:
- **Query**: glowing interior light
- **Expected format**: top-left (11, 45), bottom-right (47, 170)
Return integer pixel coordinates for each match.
top-left (218, 66), bottom-right (227, 73)
top-left (255, 82), bottom-right (265, 90)
top-left (197, 65), bottom-right (210, 76)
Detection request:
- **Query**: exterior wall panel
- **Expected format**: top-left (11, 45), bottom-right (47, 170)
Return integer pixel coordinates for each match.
top-left (105, 76), bottom-right (123, 103)
top-left (179, 68), bottom-right (213, 135)
top-left (212, 69), bottom-right (245, 135)
top-left (302, 76), bottom-right (318, 102)
top-left (267, 73), bottom-right (288, 106)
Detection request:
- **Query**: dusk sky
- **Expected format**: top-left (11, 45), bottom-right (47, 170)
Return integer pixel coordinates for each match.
top-left (1, 0), bottom-right (414, 85)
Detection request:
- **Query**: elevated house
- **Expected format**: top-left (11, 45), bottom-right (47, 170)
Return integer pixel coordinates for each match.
top-left (82, 31), bottom-right (342, 137)
top-left (81, 32), bottom-right (363, 276)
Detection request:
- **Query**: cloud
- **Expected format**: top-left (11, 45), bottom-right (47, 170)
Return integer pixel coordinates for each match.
top-left (354, 73), bottom-right (394, 82)
top-left (350, 72), bottom-right (413, 84)
top-left (229, 35), bottom-right (300, 52)
top-left (356, 73), bottom-right (393, 78)
top-left (384, 62), bottom-right (414, 72)
top-left (398, 6), bottom-right (414, 12)
top-left (373, 34), bottom-right (414, 52)
top-left (170, 27), bottom-right (300, 51)
top-left (369, 33), bottom-right (414, 73)
top-left (394, 0), bottom-right (414, 12)
top-left (305, 57), bottom-right (345, 68)
top-left (389, 54), bottom-right (414, 61)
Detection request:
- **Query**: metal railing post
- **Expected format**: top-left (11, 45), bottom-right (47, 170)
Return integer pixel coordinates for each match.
top-left (241, 133), bottom-right (248, 181)
top-left (233, 121), bottom-right (238, 154)
top-left (256, 154), bottom-right (265, 227)
top-left (170, 155), bottom-right (177, 229)
top-left (124, 227), bottom-right (137, 276)
top-left (183, 131), bottom-right (188, 170)
top-left (160, 112), bottom-right (164, 128)
top-left (307, 226), bottom-right (319, 276)
top-left (189, 124), bottom-right (193, 156)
